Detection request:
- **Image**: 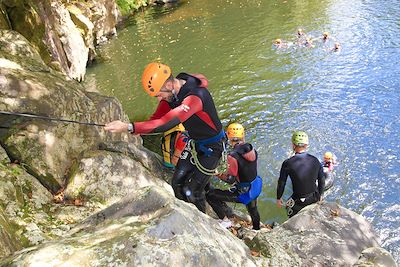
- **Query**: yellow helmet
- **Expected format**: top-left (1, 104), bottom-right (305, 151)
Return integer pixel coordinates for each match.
top-left (227, 123), bottom-right (245, 141)
top-left (324, 152), bottom-right (333, 160)
top-left (142, 62), bottom-right (172, 97)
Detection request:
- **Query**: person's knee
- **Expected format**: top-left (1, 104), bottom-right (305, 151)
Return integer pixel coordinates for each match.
top-left (184, 184), bottom-right (205, 203)
top-left (172, 169), bottom-right (189, 200)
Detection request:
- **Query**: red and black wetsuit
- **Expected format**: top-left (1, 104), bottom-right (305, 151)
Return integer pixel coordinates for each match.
top-left (207, 143), bottom-right (261, 230)
top-left (277, 152), bottom-right (325, 217)
top-left (133, 73), bottom-right (223, 213)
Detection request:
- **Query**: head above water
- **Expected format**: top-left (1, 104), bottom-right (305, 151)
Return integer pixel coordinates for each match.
top-left (227, 123), bottom-right (245, 144)
top-left (274, 38), bottom-right (282, 44)
top-left (142, 62), bottom-right (172, 97)
top-left (323, 32), bottom-right (329, 39)
top-left (324, 151), bottom-right (333, 161)
top-left (292, 131), bottom-right (309, 147)
top-left (297, 28), bottom-right (304, 36)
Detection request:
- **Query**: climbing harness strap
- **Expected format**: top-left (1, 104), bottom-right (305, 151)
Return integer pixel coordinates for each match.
top-left (286, 191), bottom-right (317, 216)
top-left (195, 130), bottom-right (226, 156)
top-left (188, 131), bottom-right (227, 176)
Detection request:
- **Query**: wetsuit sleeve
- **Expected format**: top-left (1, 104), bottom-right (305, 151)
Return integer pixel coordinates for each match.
top-left (134, 95), bottom-right (203, 134)
top-left (149, 100), bottom-right (171, 120)
top-left (317, 164), bottom-right (325, 197)
top-left (277, 160), bottom-right (289, 199)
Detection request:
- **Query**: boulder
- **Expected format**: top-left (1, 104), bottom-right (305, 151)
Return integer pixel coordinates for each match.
top-left (64, 147), bottom-right (172, 205)
top-left (3, 186), bottom-right (257, 267)
top-left (248, 202), bottom-right (381, 266)
top-left (0, 156), bottom-right (53, 258)
top-left (353, 247), bottom-right (397, 267)
top-left (2, 0), bottom-right (120, 80)
top-left (0, 30), bottom-right (140, 193)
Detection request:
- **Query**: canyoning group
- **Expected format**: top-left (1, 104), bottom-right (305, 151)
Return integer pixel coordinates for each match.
top-left (104, 62), bottom-right (338, 229)
top-left (1, 61), bottom-right (338, 230)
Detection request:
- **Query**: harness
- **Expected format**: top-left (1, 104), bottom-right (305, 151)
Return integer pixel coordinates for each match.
top-left (189, 130), bottom-right (227, 176)
top-left (286, 191), bottom-right (318, 216)
top-left (161, 124), bottom-right (186, 168)
top-left (237, 176), bottom-right (263, 205)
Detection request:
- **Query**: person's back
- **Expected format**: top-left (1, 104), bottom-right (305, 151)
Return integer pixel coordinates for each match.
top-left (282, 153), bottom-right (321, 199)
top-left (276, 131), bottom-right (325, 217)
top-left (170, 73), bottom-right (222, 140)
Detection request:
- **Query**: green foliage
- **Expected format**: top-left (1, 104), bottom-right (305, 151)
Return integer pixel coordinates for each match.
top-left (0, 159), bottom-right (23, 177)
top-left (116, 0), bottom-right (148, 15)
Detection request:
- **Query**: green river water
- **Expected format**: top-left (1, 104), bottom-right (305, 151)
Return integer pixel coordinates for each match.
top-left (86, 0), bottom-right (400, 259)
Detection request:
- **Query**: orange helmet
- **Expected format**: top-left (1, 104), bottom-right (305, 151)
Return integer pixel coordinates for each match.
top-left (142, 62), bottom-right (172, 97)
top-left (227, 123), bottom-right (245, 141)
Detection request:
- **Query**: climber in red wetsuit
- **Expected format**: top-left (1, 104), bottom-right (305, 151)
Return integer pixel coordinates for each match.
top-left (104, 63), bottom-right (224, 213)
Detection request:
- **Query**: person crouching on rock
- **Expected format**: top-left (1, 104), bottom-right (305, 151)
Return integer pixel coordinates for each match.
top-left (207, 123), bottom-right (262, 230)
top-left (276, 131), bottom-right (325, 218)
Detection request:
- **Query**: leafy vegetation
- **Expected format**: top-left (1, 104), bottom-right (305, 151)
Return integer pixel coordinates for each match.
top-left (116, 0), bottom-right (149, 15)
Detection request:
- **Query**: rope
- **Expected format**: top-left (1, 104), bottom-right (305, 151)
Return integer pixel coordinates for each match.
top-left (0, 111), bottom-right (105, 127)
top-left (189, 140), bottom-right (217, 175)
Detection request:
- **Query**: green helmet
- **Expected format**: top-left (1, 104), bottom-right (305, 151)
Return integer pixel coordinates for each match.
top-left (292, 131), bottom-right (309, 146)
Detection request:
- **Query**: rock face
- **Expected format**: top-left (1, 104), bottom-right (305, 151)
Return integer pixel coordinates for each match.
top-left (64, 142), bottom-right (172, 205)
top-left (1, 0), bottom-right (120, 80)
top-left (353, 247), bottom-right (397, 267)
top-left (0, 147), bottom-right (53, 258)
top-left (0, 30), bottom-right (141, 193)
top-left (2, 186), bottom-right (257, 267)
top-left (248, 202), bottom-right (384, 266)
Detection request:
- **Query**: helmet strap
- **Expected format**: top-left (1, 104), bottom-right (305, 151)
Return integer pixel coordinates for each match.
top-left (172, 88), bottom-right (178, 101)
top-left (171, 79), bottom-right (181, 101)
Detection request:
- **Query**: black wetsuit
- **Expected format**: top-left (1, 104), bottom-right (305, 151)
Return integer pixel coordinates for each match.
top-left (207, 143), bottom-right (261, 230)
top-left (277, 152), bottom-right (325, 217)
top-left (134, 73), bottom-right (223, 213)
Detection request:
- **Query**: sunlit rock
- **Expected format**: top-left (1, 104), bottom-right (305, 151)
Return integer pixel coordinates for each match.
top-left (248, 202), bottom-right (382, 266)
top-left (2, 0), bottom-right (121, 80)
top-left (64, 148), bottom-right (172, 205)
top-left (0, 30), bottom-right (141, 193)
top-left (353, 247), bottom-right (397, 267)
top-left (3, 186), bottom-right (257, 266)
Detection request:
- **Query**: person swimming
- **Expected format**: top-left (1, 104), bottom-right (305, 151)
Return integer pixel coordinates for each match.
top-left (333, 42), bottom-right (341, 51)
top-left (274, 38), bottom-right (283, 48)
top-left (322, 32), bottom-right (330, 41)
top-left (321, 152), bottom-right (337, 190)
top-left (304, 37), bottom-right (315, 48)
top-left (297, 28), bottom-right (306, 37)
